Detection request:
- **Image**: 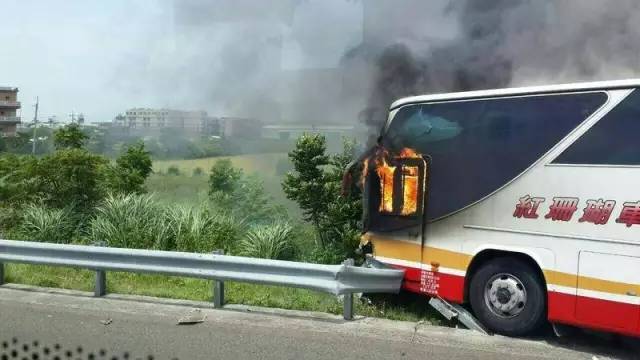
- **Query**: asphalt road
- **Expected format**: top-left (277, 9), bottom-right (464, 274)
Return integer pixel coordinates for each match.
top-left (0, 284), bottom-right (637, 360)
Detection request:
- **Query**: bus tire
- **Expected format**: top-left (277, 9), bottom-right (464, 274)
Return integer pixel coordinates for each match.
top-left (469, 257), bottom-right (546, 336)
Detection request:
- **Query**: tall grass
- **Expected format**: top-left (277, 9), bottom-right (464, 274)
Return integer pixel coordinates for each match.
top-left (167, 206), bottom-right (244, 253)
top-left (18, 204), bottom-right (76, 243)
top-left (88, 194), bottom-right (172, 249)
top-left (238, 222), bottom-right (296, 260)
top-left (87, 194), bottom-right (245, 253)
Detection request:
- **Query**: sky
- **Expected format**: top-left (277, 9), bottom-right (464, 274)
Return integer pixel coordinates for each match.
top-left (0, 0), bottom-right (363, 124)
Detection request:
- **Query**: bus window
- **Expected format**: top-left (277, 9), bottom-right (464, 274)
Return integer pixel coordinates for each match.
top-left (383, 92), bottom-right (607, 221)
top-left (554, 89), bottom-right (640, 165)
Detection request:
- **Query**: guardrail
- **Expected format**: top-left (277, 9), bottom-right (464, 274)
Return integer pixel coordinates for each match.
top-left (0, 240), bottom-right (404, 320)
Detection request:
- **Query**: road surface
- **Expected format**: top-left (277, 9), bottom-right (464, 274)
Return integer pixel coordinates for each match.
top-left (0, 284), bottom-right (637, 360)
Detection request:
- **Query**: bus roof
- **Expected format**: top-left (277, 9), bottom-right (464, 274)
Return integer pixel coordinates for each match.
top-left (390, 78), bottom-right (640, 110)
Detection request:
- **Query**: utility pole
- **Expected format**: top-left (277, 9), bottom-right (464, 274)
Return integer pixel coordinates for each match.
top-left (32, 97), bottom-right (39, 155)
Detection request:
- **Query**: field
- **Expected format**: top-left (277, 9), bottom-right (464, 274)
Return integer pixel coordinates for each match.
top-left (148, 153), bottom-right (300, 216)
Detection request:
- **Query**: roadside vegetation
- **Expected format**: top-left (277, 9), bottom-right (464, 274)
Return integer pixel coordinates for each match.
top-left (0, 125), bottom-right (441, 324)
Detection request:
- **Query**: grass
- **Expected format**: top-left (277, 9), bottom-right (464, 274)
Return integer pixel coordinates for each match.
top-left (4, 263), bottom-right (443, 324)
top-left (153, 153), bottom-right (286, 175)
top-left (148, 153), bottom-right (300, 216)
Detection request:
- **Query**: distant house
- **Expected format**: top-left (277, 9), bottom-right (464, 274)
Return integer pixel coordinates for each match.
top-left (262, 124), bottom-right (354, 141)
top-left (221, 117), bottom-right (262, 139)
top-left (0, 87), bottom-right (21, 137)
top-left (114, 108), bottom-right (220, 137)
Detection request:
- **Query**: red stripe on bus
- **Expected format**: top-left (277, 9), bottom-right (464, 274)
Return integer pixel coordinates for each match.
top-left (386, 261), bottom-right (640, 338)
top-left (387, 263), bottom-right (465, 303)
top-left (548, 291), bottom-right (640, 338)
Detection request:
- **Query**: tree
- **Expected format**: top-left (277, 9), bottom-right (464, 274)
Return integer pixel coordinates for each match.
top-left (116, 141), bottom-right (153, 179)
top-left (31, 149), bottom-right (109, 210)
top-left (208, 159), bottom-right (242, 195)
top-left (106, 141), bottom-right (153, 195)
top-left (282, 134), bottom-right (330, 232)
top-left (54, 123), bottom-right (88, 150)
top-left (282, 134), bottom-right (362, 262)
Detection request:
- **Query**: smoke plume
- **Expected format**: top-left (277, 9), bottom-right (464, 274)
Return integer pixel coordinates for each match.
top-left (358, 0), bottom-right (640, 141)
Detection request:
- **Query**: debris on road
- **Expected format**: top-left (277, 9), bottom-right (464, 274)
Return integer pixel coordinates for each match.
top-left (99, 318), bottom-right (112, 326)
top-left (177, 308), bottom-right (206, 325)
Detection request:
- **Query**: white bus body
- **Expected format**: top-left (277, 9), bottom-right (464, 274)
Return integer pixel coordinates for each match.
top-left (362, 79), bottom-right (640, 337)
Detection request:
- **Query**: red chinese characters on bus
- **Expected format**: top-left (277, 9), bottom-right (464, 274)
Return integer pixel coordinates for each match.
top-left (513, 195), bottom-right (545, 219)
top-left (578, 199), bottom-right (616, 225)
top-left (615, 201), bottom-right (640, 227)
top-left (544, 197), bottom-right (579, 222)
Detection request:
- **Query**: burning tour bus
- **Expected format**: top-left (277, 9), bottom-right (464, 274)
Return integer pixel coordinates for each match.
top-left (351, 79), bottom-right (640, 338)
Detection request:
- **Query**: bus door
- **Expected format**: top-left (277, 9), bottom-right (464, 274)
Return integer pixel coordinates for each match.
top-left (362, 149), bottom-right (428, 291)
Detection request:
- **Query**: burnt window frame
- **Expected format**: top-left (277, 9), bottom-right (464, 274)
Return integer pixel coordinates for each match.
top-left (382, 91), bottom-right (610, 222)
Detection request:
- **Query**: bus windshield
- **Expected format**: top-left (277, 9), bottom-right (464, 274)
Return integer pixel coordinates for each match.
top-left (382, 92), bottom-right (607, 221)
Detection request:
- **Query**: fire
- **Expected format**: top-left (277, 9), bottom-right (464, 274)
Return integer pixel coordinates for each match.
top-left (398, 147), bottom-right (421, 159)
top-left (401, 165), bottom-right (419, 215)
top-left (376, 157), bottom-right (396, 213)
top-left (362, 146), bottom-right (424, 216)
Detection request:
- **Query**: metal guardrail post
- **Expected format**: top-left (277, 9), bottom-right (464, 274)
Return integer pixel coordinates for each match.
top-left (343, 258), bottom-right (355, 320)
top-left (213, 250), bottom-right (225, 308)
top-left (95, 270), bottom-right (106, 297)
top-left (0, 262), bottom-right (4, 285)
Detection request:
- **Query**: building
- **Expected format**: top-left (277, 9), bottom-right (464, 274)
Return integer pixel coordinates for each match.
top-left (0, 87), bottom-right (21, 136)
top-left (115, 108), bottom-right (220, 136)
top-left (263, 124), bottom-right (355, 140)
top-left (221, 117), bottom-right (262, 139)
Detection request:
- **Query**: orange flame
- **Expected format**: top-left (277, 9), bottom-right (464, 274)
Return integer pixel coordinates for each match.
top-left (400, 165), bottom-right (419, 215)
top-left (398, 147), bottom-right (421, 159)
top-left (361, 146), bottom-right (423, 216)
top-left (376, 156), bottom-right (396, 213)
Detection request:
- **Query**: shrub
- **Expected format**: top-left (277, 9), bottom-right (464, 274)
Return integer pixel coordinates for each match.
top-left (53, 123), bottom-right (88, 150)
top-left (106, 141), bottom-right (153, 195)
top-left (192, 167), bottom-right (204, 176)
top-left (238, 222), bottom-right (295, 260)
top-left (88, 194), bottom-right (171, 249)
top-left (208, 159), bottom-right (242, 194)
top-left (167, 165), bottom-right (180, 176)
top-left (18, 204), bottom-right (76, 243)
top-left (32, 149), bottom-right (109, 211)
top-left (0, 154), bottom-right (40, 205)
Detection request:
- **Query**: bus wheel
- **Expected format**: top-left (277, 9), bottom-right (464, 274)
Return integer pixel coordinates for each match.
top-left (469, 257), bottom-right (546, 336)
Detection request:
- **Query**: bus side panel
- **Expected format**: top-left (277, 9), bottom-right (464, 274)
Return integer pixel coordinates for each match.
top-left (548, 291), bottom-right (640, 338)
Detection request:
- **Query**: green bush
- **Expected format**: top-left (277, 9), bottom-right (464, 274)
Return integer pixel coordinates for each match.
top-left (53, 123), bottom-right (88, 150)
top-left (192, 167), bottom-right (204, 176)
top-left (18, 204), bottom-right (76, 243)
top-left (106, 141), bottom-right (153, 195)
top-left (238, 222), bottom-right (295, 260)
top-left (167, 165), bottom-right (181, 176)
top-left (208, 159), bottom-right (242, 194)
top-left (31, 149), bottom-right (109, 211)
top-left (88, 194), bottom-right (171, 249)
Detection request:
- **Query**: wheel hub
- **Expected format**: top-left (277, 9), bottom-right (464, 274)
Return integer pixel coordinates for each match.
top-left (484, 273), bottom-right (527, 318)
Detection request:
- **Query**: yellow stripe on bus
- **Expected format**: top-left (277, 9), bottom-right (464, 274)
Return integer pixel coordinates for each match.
top-left (368, 235), bottom-right (471, 271)
top-left (367, 234), bottom-right (638, 298)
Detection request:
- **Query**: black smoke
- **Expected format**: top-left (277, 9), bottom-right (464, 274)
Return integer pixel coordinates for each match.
top-left (355, 0), bottom-right (640, 141)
